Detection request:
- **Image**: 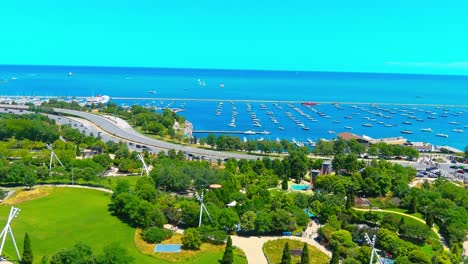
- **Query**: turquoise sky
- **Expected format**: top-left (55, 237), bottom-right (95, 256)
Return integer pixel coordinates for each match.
top-left (1, 0), bottom-right (468, 74)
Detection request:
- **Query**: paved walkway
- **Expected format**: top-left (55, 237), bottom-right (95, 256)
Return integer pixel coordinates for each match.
top-left (231, 233), bottom-right (331, 264)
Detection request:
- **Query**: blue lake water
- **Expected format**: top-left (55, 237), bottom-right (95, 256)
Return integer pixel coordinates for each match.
top-left (0, 65), bottom-right (467, 150)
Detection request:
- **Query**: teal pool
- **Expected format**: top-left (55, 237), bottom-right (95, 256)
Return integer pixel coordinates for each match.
top-left (291, 184), bottom-right (309, 191)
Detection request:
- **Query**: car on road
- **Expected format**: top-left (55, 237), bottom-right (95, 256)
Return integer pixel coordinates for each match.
top-left (450, 165), bottom-right (458, 169)
top-left (457, 170), bottom-right (465, 174)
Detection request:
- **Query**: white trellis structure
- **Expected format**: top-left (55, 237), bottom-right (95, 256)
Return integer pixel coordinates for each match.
top-left (46, 144), bottom-right (64, 172)
top-left (137, 153), bottom-right (149, 176)
top-left (0, 206), bottom-right (21, 261)
top-left (195, 191), bottom-right (212, 227)
top-left (365, 233), bottom-right (384, 264)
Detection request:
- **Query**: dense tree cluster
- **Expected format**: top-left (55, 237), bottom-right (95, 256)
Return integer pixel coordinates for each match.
top-left (313, 138), bottom-right (419, 160)
top-left (0, 113), bottom-right (59, 143)
top-left (400, 178), bottom-right (468, 256)
top-left (101, 104), bottom-right (185, 139)
top-left (47, 242), bottom-right (134, 264)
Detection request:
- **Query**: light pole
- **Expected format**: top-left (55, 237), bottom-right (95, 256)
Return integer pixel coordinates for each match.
top-left (0, 206), bottom-right (21, 261)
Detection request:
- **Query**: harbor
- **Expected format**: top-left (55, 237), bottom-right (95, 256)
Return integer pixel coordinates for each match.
top-left (0, 95), bottom-right (466, 151)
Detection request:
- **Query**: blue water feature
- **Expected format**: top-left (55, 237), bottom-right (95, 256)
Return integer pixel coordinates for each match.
top-left (291, 184), bottom-right (310, 191)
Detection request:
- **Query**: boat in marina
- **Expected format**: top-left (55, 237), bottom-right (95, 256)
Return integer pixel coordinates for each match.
top-left (344, 116), bottom-right (352, 119)
top-left (428, 116), bottom-right (437, 119)
top-left (362, 123), bottom-right (372, 127)
top-left (436, 133), bottom-right (448, 138)
top-left (384, 124), bottom-right (393, 127)
top-left (401, 130), bottom-right (413, 134)
top-left (278, 126), bottom-right (285, 130)
top-left (149, 90), bottom-right (157, 94)
top-left (301, 102), bottom-right (317, 106)
top-left (328, 130), bottom-right (336, 134)
top-left (453, 129), bottom-right (464, 133)
top-left (402, 121), bottom-right (412, 125)
top-left (344, 126), bottom-right (353, 129)
top-left (302, 126), bottom-right (310, 130)
top-left (449, 121), bottom-right (460, 125)
top-left (85, 94), bottom-right (110, 104)
top-left (244, 130), bottom-right (255, 135)
top-left (421, 128), bottom-right (433, 132)
top-left (68, 71), bottom-right (73, 76)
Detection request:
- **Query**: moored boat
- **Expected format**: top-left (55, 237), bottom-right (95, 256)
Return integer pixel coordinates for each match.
top-left (401, 130), bottom-right (413, 134)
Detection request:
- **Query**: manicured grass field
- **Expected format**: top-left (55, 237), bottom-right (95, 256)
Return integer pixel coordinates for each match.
top-left (0, 187), bottom-right (156, 263)
top-left (0, 187), bottom-right (247, 264)
top-left (263, 239), bottom-right (329, 264)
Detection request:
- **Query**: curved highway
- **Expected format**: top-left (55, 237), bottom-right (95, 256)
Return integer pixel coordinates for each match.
top-left (0, 104), bottom-right (263, 160)
top-left (49, 107), bottom-right (262, 160)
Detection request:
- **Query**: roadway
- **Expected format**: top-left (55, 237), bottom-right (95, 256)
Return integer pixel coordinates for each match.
top-left (0, 105), bottom-right (262, 161)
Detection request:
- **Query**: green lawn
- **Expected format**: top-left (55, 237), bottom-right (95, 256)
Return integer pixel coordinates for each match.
top-left (263, 239), bottom-right (329, 264)
top-left (0, 187), bottom-right (247, 264)
top-left (0, 188), bottom-right (156, 263)
top-left (182, 250), bottom-right (247, 264)
top-left (384, 208), bottom-right (425, 220)
top-left (38, 175), bottom-right (142, 191)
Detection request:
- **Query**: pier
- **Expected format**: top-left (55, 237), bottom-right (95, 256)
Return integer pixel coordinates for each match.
top-left (1, 95), bottom-right (468, 108)
top-left (193, 130), bottom-right (271, 135)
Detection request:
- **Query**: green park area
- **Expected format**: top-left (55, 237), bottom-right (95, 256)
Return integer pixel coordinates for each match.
top-left (0, 187), bottom-right (246, 264)
top-left (263, 239), bottom-right (329, 264)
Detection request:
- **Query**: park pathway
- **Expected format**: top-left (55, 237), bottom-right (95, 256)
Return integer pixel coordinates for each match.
top-left (231, 220), bottom-right (331, 264)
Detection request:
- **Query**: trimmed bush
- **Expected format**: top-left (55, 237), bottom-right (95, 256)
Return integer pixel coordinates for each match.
top-left (141, 227), bottom-right (173, 244)
top-left (198, 226), bottom-right (227, 245)
top-left (182, 228), bottom-right (202, 250)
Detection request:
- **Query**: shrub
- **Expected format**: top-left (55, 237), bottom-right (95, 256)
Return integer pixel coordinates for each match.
top-left (198, 226), bottom-right (227, 244)
top-left (182, 228), bottom-right (202, 250)
top-left (141, 227), bottom-right (173, 244)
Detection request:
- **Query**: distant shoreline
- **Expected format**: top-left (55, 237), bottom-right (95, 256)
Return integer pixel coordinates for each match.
top-left (2, 63), bottom-right (468, 78)
top-left (1, 95), bottom-right (468, 108)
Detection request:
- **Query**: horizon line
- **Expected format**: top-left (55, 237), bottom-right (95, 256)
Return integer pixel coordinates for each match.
top-left (1, 63), bottom-right (468, 78)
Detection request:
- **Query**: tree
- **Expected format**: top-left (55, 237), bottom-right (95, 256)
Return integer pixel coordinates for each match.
top-left (182, 228), bottom-right (202, 250)
top-left (464, 146), bottom-right (468, 160)
top-left (425, 211), bottom-right (434, 228)
top-left (240, 211), bottom-right (257, 232)
top-left (282, 176), bottom-right (288, 190)
top-left (281, 242), bottom-right (291, 264)
top-left (50, 242), bottom-right (95, 264)
top-left (96, 243), bottom-right (135, 264)
top-left (286, 148), bottom-right (308, 182)
top-left (220, 236), bottom-right (233, 264)
top-left (207, 134), bottom-right (216, 148)
top-left (21, 232), bottom-right (33, 264)
top-left (408, 197), bottom-right (417, 214)
top-left (23, 173), bottom-right (36, 190)
top-left (330, 243), bottom-right (340, 264)
top-left (300, 243), bottom-right (309, 264)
